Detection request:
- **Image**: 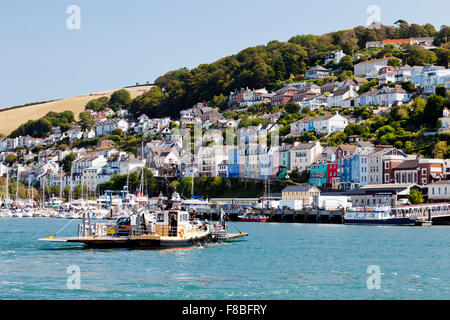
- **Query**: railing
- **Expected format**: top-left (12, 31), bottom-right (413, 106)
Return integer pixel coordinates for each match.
top-left (130, 225), bottom-right (155, 236)
top-left (168, 226), bottom-right (178, 237)
top-left (392, 205), bottom-right (450, 219)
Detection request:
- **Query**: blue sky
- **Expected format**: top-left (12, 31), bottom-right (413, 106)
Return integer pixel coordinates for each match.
top-left (0, 0), bottom-right (448, 108)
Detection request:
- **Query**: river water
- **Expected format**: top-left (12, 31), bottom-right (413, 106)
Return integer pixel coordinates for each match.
top-left (0, 218), bottom-right (448, 299)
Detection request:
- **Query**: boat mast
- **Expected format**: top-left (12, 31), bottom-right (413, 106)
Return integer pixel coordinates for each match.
top-left (41, 176), bottom-right (45, 208)
top-left (191, 166), bottom-right (194, 199)
top-left (59, 168), bottom-right (63, 200)
top-left (5, 171), bottom-right (9, 201)
top-left (69, 163), bottom-right (73, 203)
top-left (15, 163), bottom-right (20, 201)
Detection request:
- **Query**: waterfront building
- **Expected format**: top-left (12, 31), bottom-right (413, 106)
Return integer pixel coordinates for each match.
top-left (343, 183), bottom-right (421, 207)
top-left (280, 185), bottom-right (321, 209)
top-left (426, 180), bottom-right (450, 202)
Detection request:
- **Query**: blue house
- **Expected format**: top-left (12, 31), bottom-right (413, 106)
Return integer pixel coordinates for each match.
top-left (309, 163), bottom-right (328, 188)
top-left (227, 148), bottom-right (240, 178)
top-left (339, 155), bottom-right (361, 190)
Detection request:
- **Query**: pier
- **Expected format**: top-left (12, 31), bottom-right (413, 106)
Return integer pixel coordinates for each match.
top-left (190, 208), bottom-right (345, 224)
top-left (191, 202), bottom-right (450, 226)
top-left (392, 203), bottom-right (450, 225)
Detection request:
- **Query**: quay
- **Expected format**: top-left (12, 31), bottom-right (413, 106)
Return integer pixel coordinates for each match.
top-left (190, 208), bottom-right (345, 224)
top-left (190, 202), bottom-right (450, 226)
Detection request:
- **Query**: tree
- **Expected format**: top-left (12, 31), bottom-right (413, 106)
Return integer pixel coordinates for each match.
top-left (408, 189), bottom-right (424, 205)
top-left (405, 45), bottom-right (437, 66)
top-left (109, 89), bottom-right (131, 111)
top-left (85, 96), bottom-right (109, 112)
top-left (5, 154), bottom-right (16, 166)
top-left (129, 86), bottom-right (164, 116)
top-left (423, 94), bottom-right (448, 128)
top-left (62, 153), bottom-right (76, 173)
top-left (336, 30), bottom-right (358, 54)
top-left (338, 55), bottom-right (353, 71)
top-left (388, 57), bottom-right (402, 67)
top-left (433, 25), bottom-right (450, 46)
top-left (78, 111), bottom-right (94, 131)
top-left (436, 46), bottom-right (450, 68)
top-left (285, 102), bottom-right (300, 114)
top-left (404, 141), bottom-right (415, 153)
top-left (433, 141), bottom-right (447, 159)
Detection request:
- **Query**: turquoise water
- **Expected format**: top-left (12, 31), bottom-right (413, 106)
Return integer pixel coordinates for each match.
top-left (0, 218), bottom-right (449, 300)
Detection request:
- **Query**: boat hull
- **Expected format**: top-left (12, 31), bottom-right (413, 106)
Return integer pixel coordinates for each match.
top-left (238, 218), bottom-right (268, 222)
top-left (344, 217), bottom-right (416, 225)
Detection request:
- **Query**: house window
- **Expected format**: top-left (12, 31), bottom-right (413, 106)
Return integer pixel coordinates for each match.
top-left (422, 178), bottom-right (427, 185)
top-left (385, 162), bottom-right (389, 169)
top-left (422, 168), bottom-right (427, 175)
top-left (385, 174), bottom-right (389, 182)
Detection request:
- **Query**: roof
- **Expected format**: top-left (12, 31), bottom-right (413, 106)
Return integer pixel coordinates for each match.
top-left (282, 185), bottom-right (318, 192)
top-left (393, 159), bottom-right (420, 170)
top-left (291, 142), bottom-right (319, 151)
top-left (355, 57), bottom-right (389, 66)
top-left (426, 180), bottom-right (450, 186)
top-left (332, 87), bottom-right (351, 96)
top-left (307, 65), bottom-right (329, 72)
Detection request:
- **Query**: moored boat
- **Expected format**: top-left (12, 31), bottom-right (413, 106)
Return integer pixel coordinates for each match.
top-left (344, 205), bottom-right (416, 225)
top-left (238, 208), bottom-right (268, 222)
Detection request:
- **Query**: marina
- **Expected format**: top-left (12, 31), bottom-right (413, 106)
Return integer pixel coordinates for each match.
top-left (2, 194), bottom-right (450, 226)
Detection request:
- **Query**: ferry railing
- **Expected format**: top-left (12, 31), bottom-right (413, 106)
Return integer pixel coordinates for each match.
top-left (130, 225), bottom-right (155, 236)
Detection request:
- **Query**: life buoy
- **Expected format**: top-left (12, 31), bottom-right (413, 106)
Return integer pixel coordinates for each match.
top-left (179, 229), bottom-right (184, 238)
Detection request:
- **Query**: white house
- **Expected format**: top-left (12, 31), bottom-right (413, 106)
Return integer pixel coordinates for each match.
top-left (439, 107), bottom-right (450, 132)
top-left (395, 65), bottom-right (413, 83)
top-left (421, 65), bottom-right (450, 95)
top-left (290, 113), bottom-right (349, 135)
top-left (299, 95), bottom-right (328, 110)
top-left (324, 50), bottom-right (346, 65)
top-left (327, 87), bottom-right (358, 108)
top-left (354, 58), bottom-right (389, 76)
top-left (290, 141), bottom-right (323, 173)
top-left (305, 66), bottom-right (330, 79)
top-left (94, 119), bottom-right (129, 137)
top-left (67, 126), bottom-right (83, 142)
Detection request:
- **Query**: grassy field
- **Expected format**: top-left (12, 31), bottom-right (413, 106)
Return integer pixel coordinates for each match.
top-left (0, 86), bottom-right (152, 136)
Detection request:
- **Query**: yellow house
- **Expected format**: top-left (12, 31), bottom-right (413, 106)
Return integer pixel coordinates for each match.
top-left (281, 185), bottom-right (321, 206)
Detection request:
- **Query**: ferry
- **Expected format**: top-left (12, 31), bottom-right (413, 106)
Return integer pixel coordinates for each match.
top-left (38, 194), bottom-right (248, 249)
top-left (344, 205), bottom-right (416, 225)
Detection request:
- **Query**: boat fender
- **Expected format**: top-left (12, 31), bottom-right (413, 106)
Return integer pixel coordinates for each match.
top-left (179, 229), bottom-right (184, 238)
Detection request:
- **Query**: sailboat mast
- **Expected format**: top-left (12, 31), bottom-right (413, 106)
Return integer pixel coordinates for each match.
top-left (59, 168), bottom-right (63, 200)
top-left (191, 167), bottom-right (194, 198)
top-left (5, 171), bottom-right (9, 200)
top-left (15, 163), bottom-right (19, 201)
